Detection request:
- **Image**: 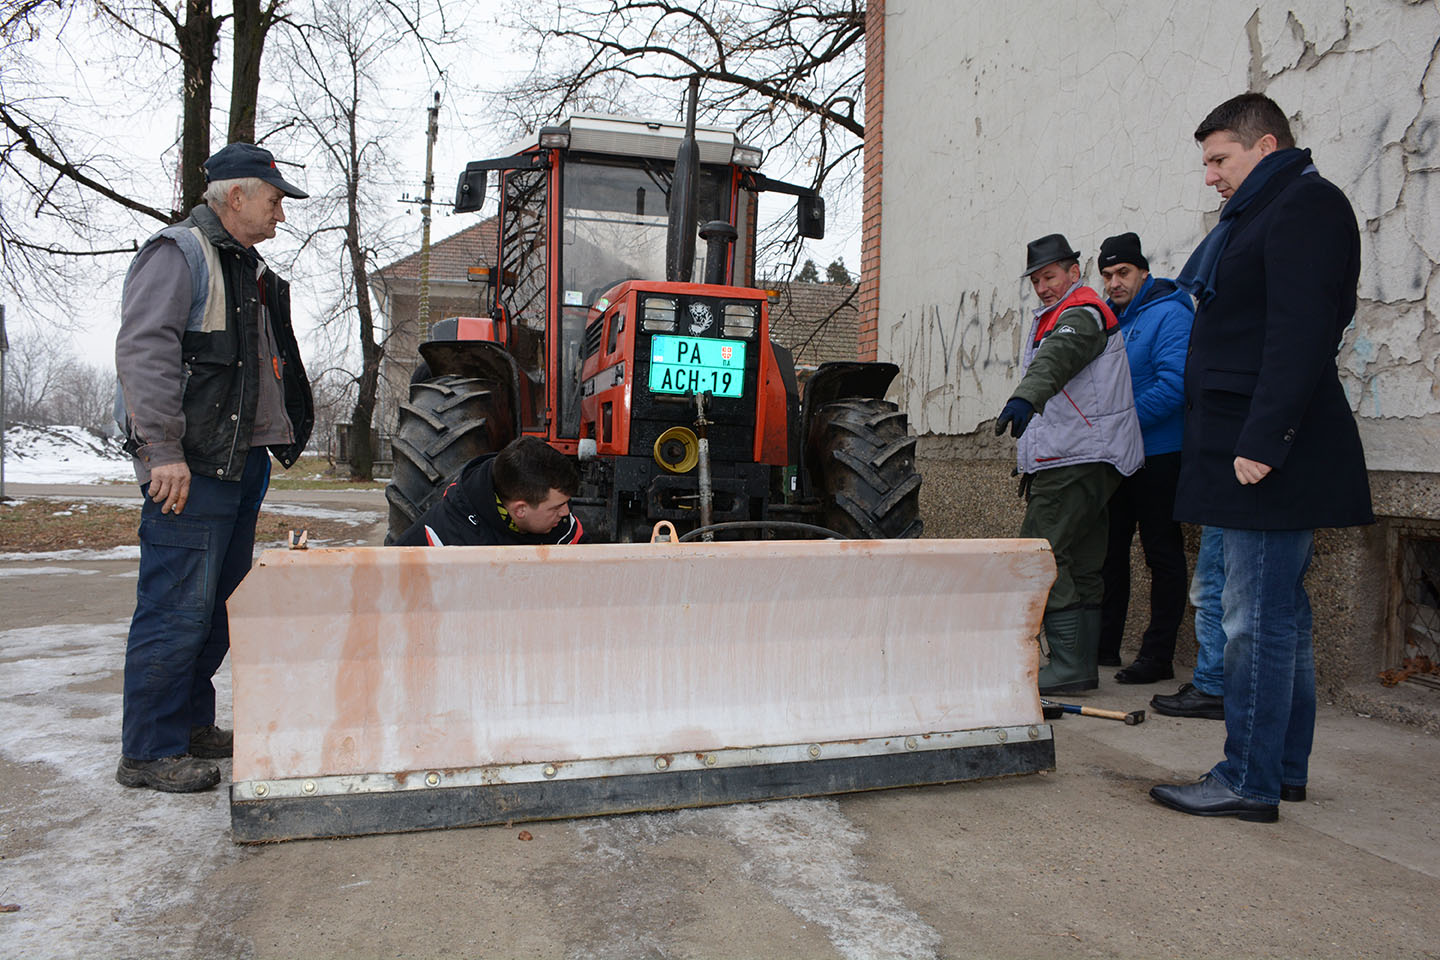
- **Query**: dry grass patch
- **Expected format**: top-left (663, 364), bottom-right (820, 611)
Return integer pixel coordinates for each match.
top-left (0, 498), bottom-right (377, 553)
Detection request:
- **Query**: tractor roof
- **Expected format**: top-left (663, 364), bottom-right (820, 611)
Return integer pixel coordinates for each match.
top-left (503, 113), bottom-right (750, 167)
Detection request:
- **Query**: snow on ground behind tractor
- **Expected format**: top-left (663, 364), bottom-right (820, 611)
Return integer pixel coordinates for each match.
top-left (1, 424), bottom-right (132, 484)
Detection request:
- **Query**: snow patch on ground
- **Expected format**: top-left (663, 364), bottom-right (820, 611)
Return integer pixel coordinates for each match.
top-left (0, 565), bottom-right (100, 578)
top-left (0, 621), bottom-right (241, 957)
top-left (1, 423), bottom-right (133, 484)
top-left (573, 802), bottom-right (941, 960)
top-left (0, 545), bottom-right (142, 563)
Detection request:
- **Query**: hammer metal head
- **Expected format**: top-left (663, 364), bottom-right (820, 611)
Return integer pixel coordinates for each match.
top-left (1124, 709), bottom-right (1146, 725)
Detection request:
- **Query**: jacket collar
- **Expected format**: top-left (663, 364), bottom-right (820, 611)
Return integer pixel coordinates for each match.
top-left (189, 203), bottom-right (263, 265)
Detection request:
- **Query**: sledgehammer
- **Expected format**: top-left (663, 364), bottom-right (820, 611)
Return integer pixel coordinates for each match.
top-left (1041, 698), bottom-right (1145, 725)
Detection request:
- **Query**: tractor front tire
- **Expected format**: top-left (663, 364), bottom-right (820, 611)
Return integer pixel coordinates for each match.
top-left (808, 398), bottom-right (923, 539)
top-left (385, 375), bottom-right (514, 543)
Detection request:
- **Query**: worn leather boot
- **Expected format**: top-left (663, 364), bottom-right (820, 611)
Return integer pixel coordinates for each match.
top-left (1037, 608), bottom-right (1098, 694)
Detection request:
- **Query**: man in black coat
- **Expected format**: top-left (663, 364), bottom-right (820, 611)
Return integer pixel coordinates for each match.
top-left (1149, 94), bottom-right (1373, 823)
top-left (393, 436), bottom-right (584, 547)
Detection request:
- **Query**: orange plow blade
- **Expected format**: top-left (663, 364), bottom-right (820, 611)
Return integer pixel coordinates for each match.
top-left (227, 538), bottom-right (1056, 842)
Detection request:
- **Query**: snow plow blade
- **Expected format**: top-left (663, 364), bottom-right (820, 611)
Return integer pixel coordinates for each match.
top-left (227, 538), bottom-right (1057, 843)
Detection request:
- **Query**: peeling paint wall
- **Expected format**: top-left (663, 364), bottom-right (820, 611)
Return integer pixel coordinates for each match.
top-left (879, 0), bottom-right (1440, 471)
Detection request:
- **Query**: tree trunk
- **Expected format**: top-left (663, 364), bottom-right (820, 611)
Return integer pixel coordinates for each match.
top-left (344, 107), bottom-right (382, 481)
top-left (228, 0), bottom-right (272, 144)
top-left (175, 0), bottom-right (221, 220)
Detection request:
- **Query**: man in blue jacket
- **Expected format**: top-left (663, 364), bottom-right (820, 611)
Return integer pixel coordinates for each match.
top-left (1095, 233), bottom-right (1194, 685)
top-left (1150, 94), bottom-right (1372, 823)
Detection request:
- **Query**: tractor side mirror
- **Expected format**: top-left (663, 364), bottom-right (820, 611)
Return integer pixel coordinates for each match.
top-left (454, 165), bottom-right (488, 213)
top-left (798, 195), bottom-right (825, 240)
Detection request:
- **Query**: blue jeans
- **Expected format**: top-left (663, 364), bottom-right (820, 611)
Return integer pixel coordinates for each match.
top-left (121, 448), bottom-right (271, 760)
top-left (1208, 528), bottom-right (1316, 805)
top-left (1188, 525), bottom-right (1226, 696)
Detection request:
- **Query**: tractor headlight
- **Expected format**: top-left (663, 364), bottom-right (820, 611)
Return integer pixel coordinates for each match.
top-left (722, 302), bottom-right (757, 338)
top-left (643, 297), bottom-right (677, 332)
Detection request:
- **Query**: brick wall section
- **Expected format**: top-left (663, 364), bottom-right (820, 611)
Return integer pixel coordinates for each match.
top-left (858, 0), bottom-right (884, 362)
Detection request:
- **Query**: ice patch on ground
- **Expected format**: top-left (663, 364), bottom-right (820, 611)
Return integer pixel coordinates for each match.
top-left (572, 801), bottom-right (941, 960)
top-left (0, 546), bottom-right (142, 563)
top-left (0, 621), bottom-right (241, 957)
top-left (1, 423), bottom-right (133, 484)
top-left (258, 501), bottom-right (382, 524)
top-left (0, 566), bottom-right (99, 578)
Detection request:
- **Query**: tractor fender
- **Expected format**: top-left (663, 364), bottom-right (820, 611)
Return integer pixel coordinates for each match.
top-left (417, 339), bottom-right (523, 438)
top-left (797, 361), bottom-right (901, 494)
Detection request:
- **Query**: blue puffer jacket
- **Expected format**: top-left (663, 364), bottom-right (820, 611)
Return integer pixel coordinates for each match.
top-left (1109, 276), bottom-right (1194, 456)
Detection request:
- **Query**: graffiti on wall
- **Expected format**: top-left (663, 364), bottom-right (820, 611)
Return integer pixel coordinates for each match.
top-left (887, 288), bottom-right (1023, 434)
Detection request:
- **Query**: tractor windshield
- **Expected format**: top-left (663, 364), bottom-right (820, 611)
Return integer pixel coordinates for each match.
top-left (560, 155), bottom-right (733, 307)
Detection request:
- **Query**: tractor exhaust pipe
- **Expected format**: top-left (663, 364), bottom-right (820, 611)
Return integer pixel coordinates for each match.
top-left (666, 76), bottom-right (701, 283)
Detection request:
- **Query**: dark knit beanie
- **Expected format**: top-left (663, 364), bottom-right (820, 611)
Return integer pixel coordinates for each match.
top-left (1097, 232), bottom-right (1149, 271)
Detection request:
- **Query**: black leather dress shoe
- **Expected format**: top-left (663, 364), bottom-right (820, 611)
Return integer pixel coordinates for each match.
top-left (1280, 784), bottom-right (1307, 802)
top-left (1149, 774), bottom-right (1279, 822)
top-left (1150, 682), bottom-right (1225, 720)
top-left (1114, 659), bottom-right (1175, 684)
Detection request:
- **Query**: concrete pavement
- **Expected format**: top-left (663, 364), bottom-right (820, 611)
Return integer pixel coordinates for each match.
top-left (2, 485), bottom-right (1437, 959)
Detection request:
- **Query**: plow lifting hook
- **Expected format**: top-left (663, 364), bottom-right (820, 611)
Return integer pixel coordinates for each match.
top-left (694, 391), bottom-right (714, 540)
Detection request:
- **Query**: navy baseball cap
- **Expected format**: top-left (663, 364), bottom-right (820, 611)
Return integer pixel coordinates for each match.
top-left (203, 142), bottom-right (308, 199)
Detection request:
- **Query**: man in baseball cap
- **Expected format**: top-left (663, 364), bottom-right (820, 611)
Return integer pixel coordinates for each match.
top-left (112, 143), bottom-right (313, 792)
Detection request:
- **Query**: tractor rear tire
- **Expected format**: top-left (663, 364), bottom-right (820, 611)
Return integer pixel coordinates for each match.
top-left (385, 375), bottom-right (514, 543)
top-left (808, 398), bottom-right (923, 539)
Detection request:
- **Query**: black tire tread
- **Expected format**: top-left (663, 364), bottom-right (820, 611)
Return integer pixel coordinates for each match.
top-left (808, 398), bottom-right (924, 540)
top-left (385, 375), bottom-right (513, 541)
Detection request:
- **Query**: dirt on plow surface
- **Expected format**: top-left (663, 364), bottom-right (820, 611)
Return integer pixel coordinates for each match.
top-left (2, 483), bottom-right (1439, 959)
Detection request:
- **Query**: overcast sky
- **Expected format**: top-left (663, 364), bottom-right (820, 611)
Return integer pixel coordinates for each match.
top-left (4, 2), bottom-right (860, 376)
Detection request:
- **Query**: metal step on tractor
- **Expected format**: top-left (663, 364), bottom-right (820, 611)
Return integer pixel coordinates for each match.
top-left (384, 81), bottom-right (923, 544)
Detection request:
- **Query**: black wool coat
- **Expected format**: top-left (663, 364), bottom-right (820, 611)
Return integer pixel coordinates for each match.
top-left (1175, 163), bottom-right (1373, 531)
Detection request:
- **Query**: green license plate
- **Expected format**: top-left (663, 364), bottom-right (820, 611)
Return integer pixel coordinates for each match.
top-left (648, 335), bottom-right (747, 398)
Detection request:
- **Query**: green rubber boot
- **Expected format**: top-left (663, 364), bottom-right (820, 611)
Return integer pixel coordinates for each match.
top-left (1037, 607), bottom-right (1099, 695)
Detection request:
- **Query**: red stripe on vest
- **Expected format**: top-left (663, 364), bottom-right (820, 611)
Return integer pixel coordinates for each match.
top-left (1032, 286), bottom-right (1119, 345)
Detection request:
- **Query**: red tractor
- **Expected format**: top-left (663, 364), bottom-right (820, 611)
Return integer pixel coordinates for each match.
top-left (386, 85), bottom-right (922, 543)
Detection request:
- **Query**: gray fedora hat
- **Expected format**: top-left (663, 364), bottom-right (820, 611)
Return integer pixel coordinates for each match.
top-left (1020, 233), bottom-right (1081, 277)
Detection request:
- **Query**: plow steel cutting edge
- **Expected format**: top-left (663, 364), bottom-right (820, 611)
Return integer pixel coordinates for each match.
top-left (226, 537), bottom-right (1058, 843)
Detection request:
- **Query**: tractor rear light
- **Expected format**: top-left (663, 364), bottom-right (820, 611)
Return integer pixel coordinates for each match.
top-left (722, 303), bottom-right (757, 338)
top-left (643, 297), bottom-right (677, 332)
top-left (732, 143), bottom-right (763, 167)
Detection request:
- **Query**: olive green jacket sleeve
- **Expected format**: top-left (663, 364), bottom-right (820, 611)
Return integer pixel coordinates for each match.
top-left (1009, 306), bottom-right (1108, 413)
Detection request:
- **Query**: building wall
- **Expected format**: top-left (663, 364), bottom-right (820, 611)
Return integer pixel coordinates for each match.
top-left (877, 0), bottom-right (1440, 470)
top-left (872, 1), bottom-right (1440, 722)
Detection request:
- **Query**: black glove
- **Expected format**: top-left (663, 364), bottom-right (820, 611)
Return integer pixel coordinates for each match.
top-left (994, 397), bottom-right (1036, 438)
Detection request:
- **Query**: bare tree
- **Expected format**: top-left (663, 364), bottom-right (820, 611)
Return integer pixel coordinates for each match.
top-left (498, 0), bottom-right (866, 274)
top-left (0, 324), bottom-right (75, 424)
top-left (272, 0), bottom-right (457, 480)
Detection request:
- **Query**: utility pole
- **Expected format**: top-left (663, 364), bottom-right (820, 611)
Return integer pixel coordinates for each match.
top-left (417, 91), bottom-right (441, 340)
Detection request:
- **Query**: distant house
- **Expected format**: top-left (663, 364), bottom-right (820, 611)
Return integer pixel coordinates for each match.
top-left (369, 221), bottom-right (862, 433)
top-left (368, 219), bottom-right (500, 430)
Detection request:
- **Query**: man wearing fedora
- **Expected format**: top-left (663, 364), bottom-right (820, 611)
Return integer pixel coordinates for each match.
top-left (113, 142), bottom-right (314, 792)
top-left (1094, 232), bottom-right (1195, 685)
top-left (995, 234), bottom-right (1144, 694)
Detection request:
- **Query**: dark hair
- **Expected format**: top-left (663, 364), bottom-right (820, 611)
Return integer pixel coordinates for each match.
top-left (492, 437), bottom-right (579, 505)
top-left (1193, 93), bottom-right (1296, 149)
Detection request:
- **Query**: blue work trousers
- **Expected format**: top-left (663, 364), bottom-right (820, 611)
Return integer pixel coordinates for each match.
top-left (1208, 527), bottom-right (1316, 805)
top-left (121, 448), bottom-right (270, 760)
